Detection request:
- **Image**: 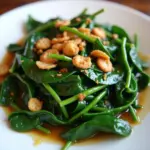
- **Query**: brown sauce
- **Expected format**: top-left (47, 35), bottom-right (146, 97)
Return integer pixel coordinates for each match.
top-left (0, 52), bottom-right (15, 84)
top-left (1, 51), bottom-right (150, 146)
top-left (3, 105), bottom-right (120, 146)
top-left (29, 126), bottom-right (66, 146)
top-left (0, 51), bottom-right (15, 66)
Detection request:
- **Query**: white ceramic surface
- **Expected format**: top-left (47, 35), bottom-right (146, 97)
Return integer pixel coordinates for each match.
top-left (0, 1), bottom-right (150, 150)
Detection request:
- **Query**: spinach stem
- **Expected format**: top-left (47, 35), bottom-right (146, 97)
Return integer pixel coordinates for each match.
top-left (105, 31), bottom-right (133, 48)
top-left (22, 21), bottom-right (56, 42)
top-left (80, 8), bottom-right (105, 28)
top-left (48, 54), bottom-right (72, 62)
top-left (60, 26), bottom-right (95, 43)
top-left (69, 90), bottom-right (107, 123)
top-left (129, 105), bottom-right (140, 122)
top-left (94, 39), bottom-right (114, 60)
top-left (10, 102), bottom-right (21, 111)
top-left (91, 8), bottom-right (105, 19)
top-left (83, 97), bottom-right (137, 118)
top-left (9, 58), bottom-right (17, 73)
top-left (121, 37), bottom-right (132, 88)
top-left (36, 125), bottom-right (51, 134)
top-left (60, 27), bottom-right (113, 60)
top-left (43, 83), bottom-right (69, 119)
top-left (61, 141), bottom-right (72, 150)
top-left (60, 85), bottom-right (107, 107)
top-left (91, 107), bottom-right (108, 112)
top-left (29, 21), bottom-right (56, 36)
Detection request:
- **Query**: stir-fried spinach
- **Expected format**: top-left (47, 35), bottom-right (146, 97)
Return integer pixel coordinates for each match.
top-left (0, 8), bottom-right (149, 150)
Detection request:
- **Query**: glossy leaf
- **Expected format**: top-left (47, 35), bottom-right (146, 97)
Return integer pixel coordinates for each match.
top-left (9, 113), bottom-right (40, 132)
top-left (12, 73), bottom-right (35, 106)
top-left (52, 75), bottom-right (84, 96)
top-left (115, 74), bottom-right (138, 106)
top-left (9, 110), bottom-right (66, 130)
top-left (21, 56), bottom-right (76, 83)
top-left (62, 115), bottom-right (132, 142)
top-left (112, 25), bottom-right (131, 42)
top-left (81, 66), bottom-right (123, 85)
top-left (0, 76), bottom-right (19, 106)
top-left (129, 48), bottom-right (150, 89)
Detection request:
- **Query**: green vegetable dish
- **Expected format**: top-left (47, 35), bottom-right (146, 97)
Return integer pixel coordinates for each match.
top-left (0, 8), bottom-right (150, 150)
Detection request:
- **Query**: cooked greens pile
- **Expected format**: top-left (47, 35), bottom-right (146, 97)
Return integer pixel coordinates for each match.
top-left (0, 8), bottom-right (149, 150)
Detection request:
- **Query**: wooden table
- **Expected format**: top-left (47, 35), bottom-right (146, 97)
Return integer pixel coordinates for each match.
top-left (0, 0), bottom-right (150, 15)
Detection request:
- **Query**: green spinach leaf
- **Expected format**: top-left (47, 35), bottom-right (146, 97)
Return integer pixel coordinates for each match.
top-left (51, 75), bottom-right (84, 96)
top-left (62, 115), bottom-right (132, 142)
top-left (25, 15), bottom-right (43, 33)
top-left (12, 73), bottom-right (35, 106)
top-left (9, 113), bottom-right (40, 132)
top-left (129, 48), bottom-right (149, 90)
top-left (115, 74), bottom-right (138, 106)
top-left (0, 76), bottom-right (19, 106)
top-left (112, 25), bottom-right (131, 42)
top-left (9, 110), bottom-right (66, 128)
top-left (7, 44), bottom-right (24, 53)
top-left (81, 66), bottom-right (123, 85)
top-left (21, 56), bottom-right (76, 83)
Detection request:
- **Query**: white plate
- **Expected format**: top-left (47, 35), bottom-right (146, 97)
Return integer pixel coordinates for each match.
top-left (0, 0), bottom-right (150, 150)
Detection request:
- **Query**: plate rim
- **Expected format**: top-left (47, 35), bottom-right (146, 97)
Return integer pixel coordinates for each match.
top-left (0, 1), bottom-right (150, 150)
top-left (0, 0), bottom-right (150, 22)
